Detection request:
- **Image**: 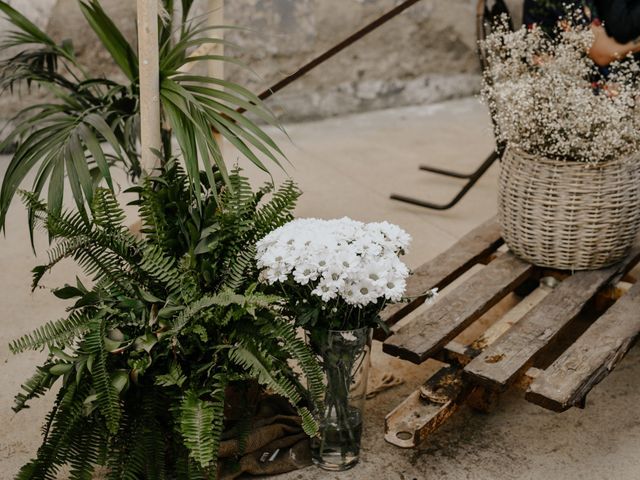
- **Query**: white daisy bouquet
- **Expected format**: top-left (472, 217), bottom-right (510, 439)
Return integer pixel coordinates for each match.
top-left (255, 217), bottom-right (411, 331)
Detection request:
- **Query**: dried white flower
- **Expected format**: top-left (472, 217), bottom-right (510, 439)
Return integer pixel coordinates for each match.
top-left (481, 15), bottom-right (640, 163)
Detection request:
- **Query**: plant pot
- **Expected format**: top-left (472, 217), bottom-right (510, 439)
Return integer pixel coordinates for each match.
top-left (307, 327), bottom-right (373, 471)
top-left (498, 148), bottom-right (640, 270)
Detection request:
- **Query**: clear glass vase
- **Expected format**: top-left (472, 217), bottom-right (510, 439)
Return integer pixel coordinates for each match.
top-left (308, 327), bottom-right (373, 471)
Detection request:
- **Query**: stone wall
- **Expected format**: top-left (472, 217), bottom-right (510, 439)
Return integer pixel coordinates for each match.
top-left (0, 0), bottom-right (481, 123)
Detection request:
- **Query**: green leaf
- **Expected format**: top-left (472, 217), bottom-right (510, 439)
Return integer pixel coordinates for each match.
top-left (78, 0), bottom-right (138, 81)
top-left (49, 363), bottom-right (73, 376)
top-left (110, 370), bottom-right (129, 393)
top-left (0, 1), bottom-right (55, 47)
top-left (9, 309), bottom-right (93, 353)
top-left (79, 124), bottom-right (114, 192)
top-left (133, 333), bottom-right (157, 353)
top-left (53, 285), bottom-right (85, 299)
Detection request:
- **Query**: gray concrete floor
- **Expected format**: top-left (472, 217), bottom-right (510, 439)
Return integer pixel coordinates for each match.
top-left (1, 97), bottom-right (639, 479)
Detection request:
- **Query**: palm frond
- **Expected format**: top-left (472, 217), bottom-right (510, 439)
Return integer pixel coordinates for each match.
top-left (78, 0), bottom-right (138, 81)
top-left (0, 106), bottom-right (128, 234)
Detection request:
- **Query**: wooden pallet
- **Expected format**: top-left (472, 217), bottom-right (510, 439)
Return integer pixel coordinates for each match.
top-left (380, 217), bottom-right (640, 448)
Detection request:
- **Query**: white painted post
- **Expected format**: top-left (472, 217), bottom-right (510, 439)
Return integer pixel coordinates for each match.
top-left (208, 0), bottom-right (224, 80)
top-left (209, 0), bottom-right (224, 148)
top-left (137, 0), bottom-right (162, 175)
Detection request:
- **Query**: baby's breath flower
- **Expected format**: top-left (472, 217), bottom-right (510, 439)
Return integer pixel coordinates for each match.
top-left (481, 14), bottom-right (640, 163)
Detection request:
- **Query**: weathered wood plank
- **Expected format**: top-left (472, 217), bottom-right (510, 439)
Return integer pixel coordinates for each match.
top-left (464, 248), bottom-right (640, 390)
top-left (526, 280), bottom-right (640, 412)
top-left (383, 252), bottom-right (534, 363)
top-left (384, 365), bottom-right (468, 448)
top-left (379, 217), bottom-right (502, 331)
top-left (442, 282), bottom-right (553, 365)
top-left (385, 282), bottom-right (545, 448)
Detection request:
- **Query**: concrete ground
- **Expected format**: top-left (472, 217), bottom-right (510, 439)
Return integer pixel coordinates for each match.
top-left (1, 97), bottom-right (640, 479)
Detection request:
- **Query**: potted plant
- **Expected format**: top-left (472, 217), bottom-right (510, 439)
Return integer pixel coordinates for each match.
top-left (4, 2), bottom-right (329, 479)
top-left (481, 15), bottom-right (640, 270)
top-left (10, 164), bottom-right (324, 478)
top-left (255, 217), bottom-right (411, 471)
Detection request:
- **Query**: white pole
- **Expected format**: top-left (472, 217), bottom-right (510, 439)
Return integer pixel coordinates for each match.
top-left (209, 0), bottom-right (224, 148)
top-left (137, 0), bottom-right (162, 175)
top-left (208, 0), bottom-right (224, 80)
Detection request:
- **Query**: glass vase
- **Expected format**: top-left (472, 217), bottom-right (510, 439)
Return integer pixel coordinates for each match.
top-left (308, 327), bottom-right (373, 471)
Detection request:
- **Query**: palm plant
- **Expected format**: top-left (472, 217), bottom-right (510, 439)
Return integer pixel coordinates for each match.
top-left (0, 0), bottom-right (286, 236)
top-left (11, 164), bottom-right (323, 479)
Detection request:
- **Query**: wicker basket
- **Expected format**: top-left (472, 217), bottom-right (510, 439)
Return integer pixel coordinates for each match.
top-left (498, 148), bottom-right (640, 270)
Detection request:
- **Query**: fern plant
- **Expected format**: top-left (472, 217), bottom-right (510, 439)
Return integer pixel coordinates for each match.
top-left (11, 164), bottom-right (323, 479)
top-left (0, 0), bottom-right (286, 236)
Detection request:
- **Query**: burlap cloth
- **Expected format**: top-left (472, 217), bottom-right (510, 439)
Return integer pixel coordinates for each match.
top-left (218, 395), bottom-right (312, 479)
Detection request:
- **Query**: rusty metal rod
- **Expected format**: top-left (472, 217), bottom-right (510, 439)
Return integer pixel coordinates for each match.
top-left (237, 0), bottom-right (425, 113)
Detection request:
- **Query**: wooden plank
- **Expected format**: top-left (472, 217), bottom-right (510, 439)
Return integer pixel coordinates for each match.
top-left (442, 282), bottom-right (553, 365)
top-left (526, 280), bottom-right (640, 412)
top-left (385, 282), bottom-right (545, 448)
top-left (384, 365), bottom-right (468, 448)
top-left (383, 252), bottom-right (534, 364)
top-left (464, 248), bottom-right (640, 390)
top-left (379, 217), bottom-right (502, 331)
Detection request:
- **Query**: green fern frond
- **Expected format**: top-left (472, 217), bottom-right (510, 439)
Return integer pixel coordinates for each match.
top-left (269, 321), bottom-right (324, 408)
top-left (85, 319), bottom-right (121, 434)
top-left (106, 409), bottom-right (143, 480)
top-left (229, 344), bottom-right (301, 406)
top-left (222, 170), bottom-right (256, 217)
top-left (12, 366), bottom-right (58, 412)
top-left (134, 163), bottom-right (193, 253)
top-left (91, 188), bottom-right (126, 229)
top-left (16, 382), bottom-right (92, 480)
top-left (155, 361), bottom-right (187, 388)
top-left (222, 244), bottom-right (255, 291)
top-left (242, 290), bottom-right (282, 316)
top-left (108, 392), bottom-right (168, 480)
top-left (67, 417), bottom-right (104, 480)
top-left (32, 236), bottom-right (92, 289)
top-left (73, 247), bottom-right (136, 297)
top-left (179, 382), bottom-right (226, 471)
top-left (29, 196), bottom-right (142, 293)
top-left (45, 207), bottom-right (94, 240)
top-left (139, 245), bottom-right (181, 294)
top-left (229, 343), bottom-right (319, 435)
top-left (254, 179), bottom-right (300, 238)
top-left (298, 407), bottom-right (319, 437)
top-left (10, 309), bottom-right (94, 353)
top-left (169, 290), bottom-right (246, 336)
